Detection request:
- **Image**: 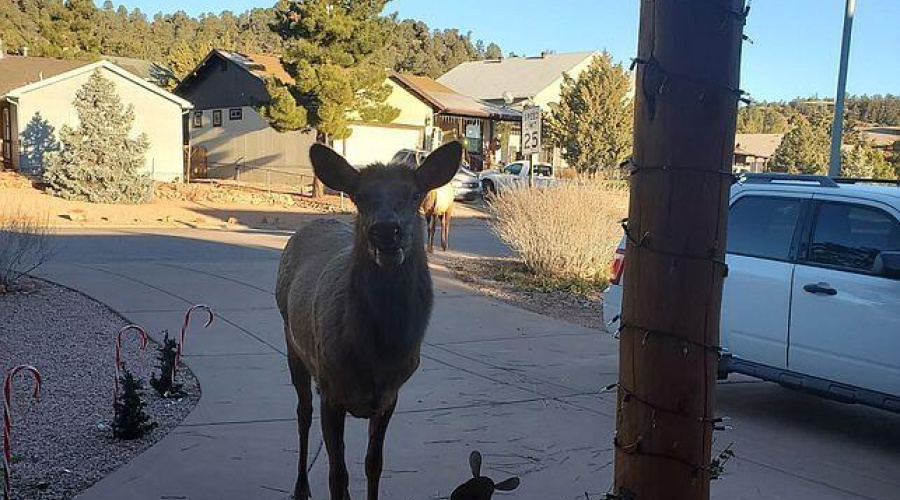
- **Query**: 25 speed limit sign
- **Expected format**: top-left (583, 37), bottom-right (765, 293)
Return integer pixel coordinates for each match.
top-left (521, 105), bottom-right (542, 156)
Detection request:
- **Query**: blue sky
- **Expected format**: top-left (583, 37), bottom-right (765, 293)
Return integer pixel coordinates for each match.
top-left (99, 0), bottom-right (898, 102)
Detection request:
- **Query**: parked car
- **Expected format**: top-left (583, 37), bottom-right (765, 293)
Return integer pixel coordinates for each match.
top-left (480, 160), bottom-right (557, 196)
top-left (391, 149), bottom-right (481, 201)
top-left (604, 174), bottom-right (900, 411)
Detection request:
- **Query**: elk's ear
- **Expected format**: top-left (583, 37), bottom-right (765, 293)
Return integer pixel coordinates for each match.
top-left (310, 143), bottom-right (360, 195)
top-left (416, 141), bottom-right (462, 192)
top-left (494, 477), bottom-right (520, 491)
top-left (469, 450), bottom-right (482, 478)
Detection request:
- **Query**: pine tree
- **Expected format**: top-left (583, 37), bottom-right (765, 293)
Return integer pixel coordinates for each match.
top-left (43, 69), bottom-right (152, 203)
top-left (113, 367), bottom-right (157, 440)
top-left (150, 332), bottom-right (184, 398)
top-left (271, 0), bottom-right (400, 140)
top-left (842, 131), bottom-right (892, 179)
top-left (769, 114), bottom-right (831, 175)
top-left (259, 78), bottom-right (309, 133)
top-left (545, 52), bottom-right (633, 174)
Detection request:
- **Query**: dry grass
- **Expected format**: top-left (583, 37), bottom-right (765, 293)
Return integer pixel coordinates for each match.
top-left (488, 179), bottom-right (628, 289)
top-left (0, 207), bottom-right (53, 290)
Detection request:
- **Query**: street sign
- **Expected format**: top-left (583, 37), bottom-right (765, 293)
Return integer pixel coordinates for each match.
top-left (521, 105), bottom-right (542, 156)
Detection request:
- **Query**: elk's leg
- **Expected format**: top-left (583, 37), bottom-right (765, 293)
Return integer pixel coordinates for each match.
top-left (441, 209), bottom-right (451, 251)
top-left (288, 351), bottom-right (313, 500)
top-left (365, 399), bottom-right (397, 500)
top-left (426, 214), bottom-right (436, 253)
top-left (321, 399), bottom-right (350, 500)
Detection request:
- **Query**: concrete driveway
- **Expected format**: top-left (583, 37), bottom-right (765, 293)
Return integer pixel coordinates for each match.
top-left (34, 225), bottom-right (899, 500)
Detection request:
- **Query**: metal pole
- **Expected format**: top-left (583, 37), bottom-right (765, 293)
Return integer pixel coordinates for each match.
top-left (828, 0), bottom-right (856, 178)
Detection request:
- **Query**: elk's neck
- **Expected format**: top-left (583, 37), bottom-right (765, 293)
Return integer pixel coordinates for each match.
top-left (347, 225), bottom-right (432, 356)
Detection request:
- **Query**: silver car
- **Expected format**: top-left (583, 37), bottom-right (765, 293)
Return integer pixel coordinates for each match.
top-left (391, 149), bottom-right (482, 201)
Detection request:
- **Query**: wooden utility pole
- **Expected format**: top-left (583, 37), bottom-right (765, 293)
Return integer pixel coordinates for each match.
top-left (614, 1), bottom-right (745, 499)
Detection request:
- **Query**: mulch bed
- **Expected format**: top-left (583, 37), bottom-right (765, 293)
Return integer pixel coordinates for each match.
top-left (0, 280), bottom-right (199, 500)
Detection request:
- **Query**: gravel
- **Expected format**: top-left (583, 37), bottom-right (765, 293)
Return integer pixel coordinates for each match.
top-left (0, 280), bottom-right (199, 500)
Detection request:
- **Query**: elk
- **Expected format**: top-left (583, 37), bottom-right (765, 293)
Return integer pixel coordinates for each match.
top-left (421, 183), bottom-right (454, 252)
top-left (276, 142), bottom-right (462, 500)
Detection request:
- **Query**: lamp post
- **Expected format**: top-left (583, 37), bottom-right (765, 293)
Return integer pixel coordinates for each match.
top-left (828, 0), bottom-right (856, 178)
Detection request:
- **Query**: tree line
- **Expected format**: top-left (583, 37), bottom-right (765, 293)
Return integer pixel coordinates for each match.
top-left (738, 95), bottom-right (900, 134)
top-left (0, 0), bottom-right (504, 86)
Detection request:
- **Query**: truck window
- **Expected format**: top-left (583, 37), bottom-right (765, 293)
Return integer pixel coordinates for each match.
top-left (503, 163), bottom-right (523, 175)
top-left (806, 203), bottom-right (900, 272)
top-left (727, 196), bottom-right (803, 260)
top-left (533, 164), bottom-right (553, 177)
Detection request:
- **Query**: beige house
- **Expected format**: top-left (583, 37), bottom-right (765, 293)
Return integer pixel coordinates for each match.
top-left (438, 51), bottom-right (602, 165)
top-left (733, 133), bottom-right (784, 173)
top-left (333, 73), bottom-right (520, 169)
top-left (0, 56), bottom-right (191, 181)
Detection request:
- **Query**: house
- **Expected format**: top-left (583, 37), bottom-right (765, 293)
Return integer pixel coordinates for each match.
top-left (174, 50), bottom-right (317, 182)
top-left (437, 51), bottom-right (601, 165)
top-left (733, 133), bottom-right (784, 173)
top-left (333, 73), bottom-right (521, 169)
top-left (0, 55), bottom-right (192, 181)
top-left (438, 51), bottom-right (600, 109)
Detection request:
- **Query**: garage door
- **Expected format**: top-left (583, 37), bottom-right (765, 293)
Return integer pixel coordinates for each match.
top-left (335, 125), bottom-right (422, 167)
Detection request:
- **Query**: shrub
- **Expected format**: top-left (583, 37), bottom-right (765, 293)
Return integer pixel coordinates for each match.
top-left (43, 69), bottom-right (152, 203)
top-left (0, 208), bottom-right (52, 290)
top-left (488, 180), bottom-right (628, 288)
top-left (112, 367), bottom-right (157, 440)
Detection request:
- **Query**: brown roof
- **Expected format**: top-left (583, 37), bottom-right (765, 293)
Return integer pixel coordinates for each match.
top-left (215, 50), bottom-right (295, 85)
top-left (734, 133), bottom-right (784, 158)
top-left (860, 126), bottom-right (900, 148)
top-left (391, 73), bottom-right (521, 121)
top-left (0, 55), bottom-right (91, 96)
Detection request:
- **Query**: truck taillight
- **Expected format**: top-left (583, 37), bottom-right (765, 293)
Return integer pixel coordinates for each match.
top-left (610, 248), bottom-right (626, 285)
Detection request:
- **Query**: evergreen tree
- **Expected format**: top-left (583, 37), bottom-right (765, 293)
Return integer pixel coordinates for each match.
top-left (43, 69), bottom-right (152, 203)
top-left (770, 114), bottom-right (831, 175)
top-left (842, 131), bottom-right (893, 179)
top-left (737, 104), bottom-right (792, 134)
top-left (259, 78), bottom-right (309, 132)
top-left (150, 332), bottom-right (184, 398)
top-left (113, 367), bottom-right (157, 440)
top-left (545, 52), bottom-right (633, 174)
top-left (271, 0), bottom-right (399, 140)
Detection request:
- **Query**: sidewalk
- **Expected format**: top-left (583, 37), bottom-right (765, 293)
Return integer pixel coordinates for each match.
top-left (34, 228), bottom-right (900, 500)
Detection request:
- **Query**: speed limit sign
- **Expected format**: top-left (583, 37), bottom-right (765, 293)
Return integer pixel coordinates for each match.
top-left (522, 105), bottom-right (542, 156)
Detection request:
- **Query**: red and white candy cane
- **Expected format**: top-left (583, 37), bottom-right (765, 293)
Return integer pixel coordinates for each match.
top-left (175, 305), bottom-right (214, 370)
top-left (3, 365), bottom-right (42, 500)
top-left (113, 325), bottom-right (149, 405)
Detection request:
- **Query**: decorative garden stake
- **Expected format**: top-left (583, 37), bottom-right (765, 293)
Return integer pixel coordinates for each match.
top-left (451, 451), bottom-right (520, 500)
top-left (114, 325), bottom-right (149, 405)
top-left (175, 304), bottom-right (214, 369)
top-left (3, 365), bottom-right (43, 500)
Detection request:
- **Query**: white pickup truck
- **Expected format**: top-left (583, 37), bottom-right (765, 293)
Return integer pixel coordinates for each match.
top-left (604, 174), bottom-right (900, 412)
top-left (480, 160), bottom-right (558, 196)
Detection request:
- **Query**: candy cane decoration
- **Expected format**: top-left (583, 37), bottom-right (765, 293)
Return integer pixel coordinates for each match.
top-left (3, 365), bottom-right (42, 500)
top-left (114, 325), bottom-right (149, 405)
top-left (175, 305), bottom-right (214, 370)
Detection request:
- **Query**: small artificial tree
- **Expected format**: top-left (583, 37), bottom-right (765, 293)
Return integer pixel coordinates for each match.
top-left (112, 366), bottom-right (157, 440)
top-left (150, 331), bottom-right (184, 397)
top-left (43, 69), bottom-right (152, 203)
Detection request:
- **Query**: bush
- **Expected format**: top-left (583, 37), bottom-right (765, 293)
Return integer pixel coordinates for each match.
top-left (488, 180), bottom-right (628, 288)
top-left (0, 208), bottom-right (52, 290)
top-left (43, 69), bottom-right (152, 203)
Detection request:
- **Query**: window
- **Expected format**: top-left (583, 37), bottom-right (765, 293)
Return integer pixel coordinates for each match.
top-left (806, 203), bottom-right (900, 272)
top-left (533, 163), bottom-right (553, 177)
top-left (727, 196), bottom-right (803, 260)
top-left (503, 162), bottom-right (523, 175)
top-left (229, 108), bottom-right (243, 121)
top-left (212, 110), bottom-right (223, 127)
top-left (192, 111), bottom-right (203, 128)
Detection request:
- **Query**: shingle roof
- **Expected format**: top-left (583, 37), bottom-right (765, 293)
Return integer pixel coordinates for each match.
top-left (391, 73), bottom-right (521, 121)
top-left (437, 51), bottom-right (598, 101)
top-left (860, 126), bottom-right (900, 148)
top-left (101, 55), bottom-right (174, 85)
top-left (0, 55), bottom-right (90, 96)
top-left (734, 133), bottom-right (785, 158)
top-left (216, 50), bottom-right (295, 84)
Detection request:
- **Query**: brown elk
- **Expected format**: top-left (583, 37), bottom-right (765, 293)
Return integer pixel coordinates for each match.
top-left (421, 182), bottom-right (454, 252)
top-left (276, 141), bottom-right (462, 500)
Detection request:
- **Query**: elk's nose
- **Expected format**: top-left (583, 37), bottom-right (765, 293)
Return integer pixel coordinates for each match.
top-left (368, 222), bottom-right (402, 249)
